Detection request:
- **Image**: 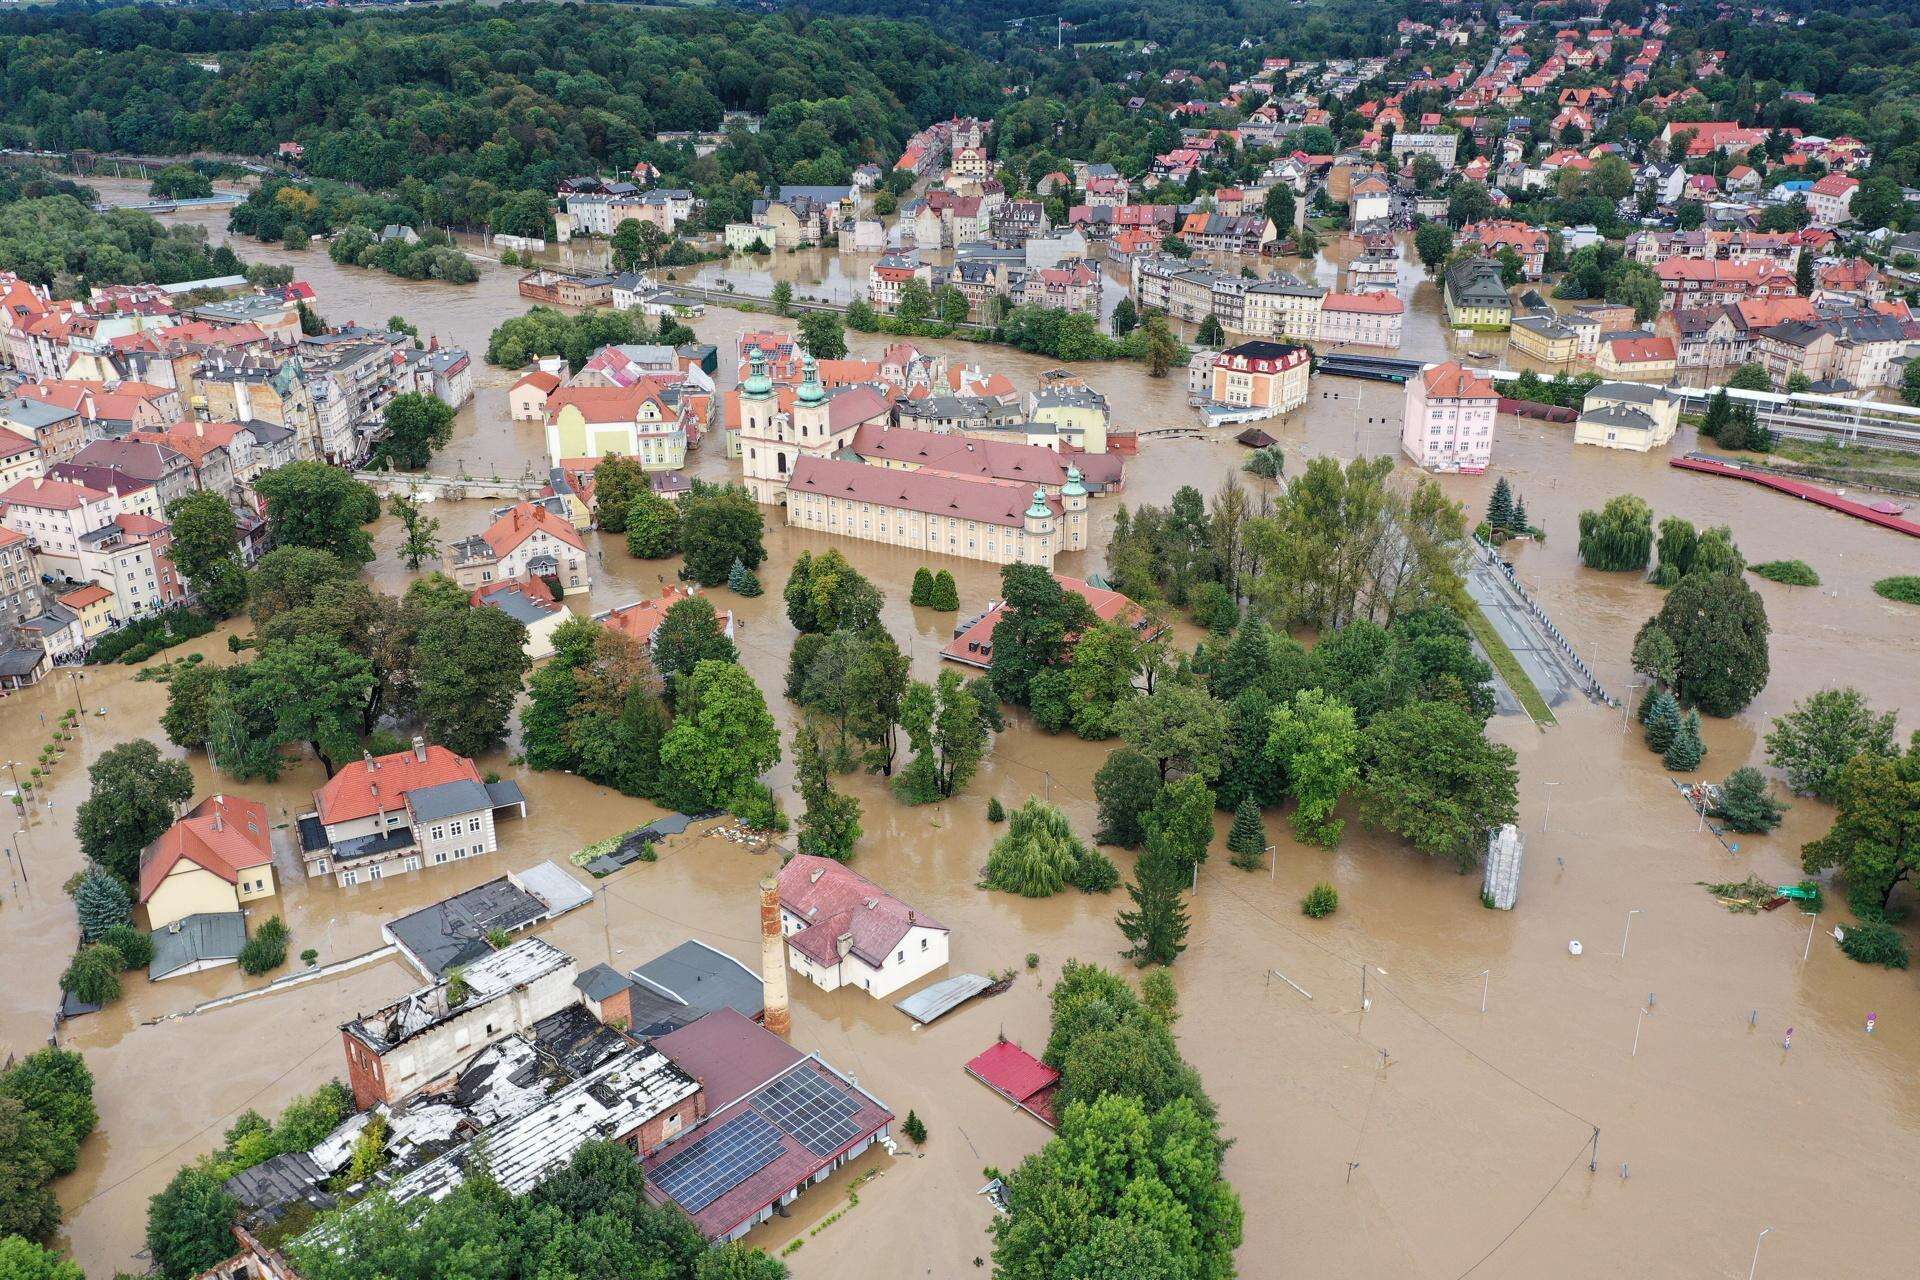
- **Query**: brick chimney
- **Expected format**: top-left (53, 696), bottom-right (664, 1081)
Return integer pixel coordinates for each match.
top-left (759, 874), bottom-right (790, 1039)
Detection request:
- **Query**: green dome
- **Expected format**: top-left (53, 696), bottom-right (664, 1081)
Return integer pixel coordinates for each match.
top-left (796, 354), bottom-right (825, 405)
top-left (1062, 465), bottom-right (1086, 498)
top-left (742, 350), bottom-right (773, 399)
top-left (1025, 488), bottom-right (1052, 520)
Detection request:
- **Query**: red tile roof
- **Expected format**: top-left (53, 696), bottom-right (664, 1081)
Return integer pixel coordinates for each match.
top-left (940, 574), bottom-right (1161, 669)
top-left (652, 1008), bottom-right (802, 1108)
top-left (776, 854), bottom-right (943, 970)
top-left (596, 584), bottom-right (731, 651)
top-left (312, 743), bottom-right (482, 826)
top-left (138, 794), bottom-right (272, 904)
top-left (0, 475), bottom-right (110, 510)
top-left (57, 583), bottom-right (111, 609)
top-left (481, 502), bottom-right (586, 557)
top-left (786, 456), bottom-right (1057, 529)
top-left (1421, 361), bottom-right (1497, 400)
top-left (1606, 335), bottom-right (1676, 364)
top-left (848, 424), bottom-right (1071, 487)
top-left (546, 381), bottom-right (666, 423)
top-left (965, 1039), bottom-right (1060, 1125)
top-left (1324, 290), bottom-right (1405, 315)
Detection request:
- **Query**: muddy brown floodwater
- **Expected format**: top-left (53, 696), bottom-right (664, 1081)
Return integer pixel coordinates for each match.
top-left (7, 180), bottom-right (1918, 1280)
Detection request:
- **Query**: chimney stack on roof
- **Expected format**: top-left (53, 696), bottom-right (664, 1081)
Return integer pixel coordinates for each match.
top-left (411, 735), bottom-right (428, 763)
top-left (759, 874), bottom-right (790, 1040)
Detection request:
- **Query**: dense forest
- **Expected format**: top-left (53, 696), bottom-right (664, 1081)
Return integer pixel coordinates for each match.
top-left (0, 3), bottom-right (1000, 229)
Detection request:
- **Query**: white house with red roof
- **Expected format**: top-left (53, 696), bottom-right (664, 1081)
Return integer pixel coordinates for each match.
top-left (299, 737), bottom-right (527, 886)
top-left (774, 855), bottom-right (948, 999)
top-left (139, 794), bottom-right (277, 931)
top-left (1402, 361), bottom-right (1497, 473)
top-left (1808, 174), bottom-right (1860, 228)
top-left (448, 501), bottom-right (590, 596)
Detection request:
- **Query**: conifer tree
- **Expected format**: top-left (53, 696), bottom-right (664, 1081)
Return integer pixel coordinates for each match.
top-left (1487, 477), bottom-right (1513, 529)
top-left (74, 869), bottom-right (133, 939)
top-left (987, 796), bottom-right (1006, 823)
top-left (1663, 709), bottom-right (1706, 771)
top-left (1117, 844), bottom-right (1190, 967)
top-left (1509, 496), bottom-right (1528, 534)
top-left (1643, 689), bottom-right (1682, 754)
top-left (1226, 797), bottom-right (1267, 870)
top-left (1702, 388), bottom-right (1731, 441)
top-left (727, 559), bottom-right (762, 597)
top-left (910, 567), bottom-right (934, 607)
top-left (928, 569), bottom-right (959, 611)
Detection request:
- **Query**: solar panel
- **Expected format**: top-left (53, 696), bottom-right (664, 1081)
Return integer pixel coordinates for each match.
top-left (755, 1067), bottom-right (864, 1156)
top-left (649, 1111), bottom-right (783, 1214)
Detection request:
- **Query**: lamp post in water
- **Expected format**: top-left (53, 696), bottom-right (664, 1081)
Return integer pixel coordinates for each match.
top-left (1748, 1227), bottom-right (1771, 1279)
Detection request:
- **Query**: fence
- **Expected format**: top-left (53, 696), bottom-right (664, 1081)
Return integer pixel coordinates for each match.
top-left (1474, 536), bottom-right (1615, 706)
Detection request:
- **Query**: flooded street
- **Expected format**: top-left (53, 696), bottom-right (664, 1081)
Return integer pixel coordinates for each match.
top-left (10, 180), bottom-right (1920, 1279)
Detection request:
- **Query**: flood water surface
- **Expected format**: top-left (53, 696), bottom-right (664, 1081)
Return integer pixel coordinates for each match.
top-left (10, 180), bottom-right (1920, 1280)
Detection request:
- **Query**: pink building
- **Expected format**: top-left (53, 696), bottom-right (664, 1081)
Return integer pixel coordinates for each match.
top-left (1318, 292), bottom-right (1405, 348)
top-left (1401, 361), bottom-right (1497, 474)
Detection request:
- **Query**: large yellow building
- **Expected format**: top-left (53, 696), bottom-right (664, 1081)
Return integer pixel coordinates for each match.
top-left (138, 794), bottom-right (277, 931)
top-left (544, 383), bottom-right (685, 471)
top-left (1507, 314), bottom-right (1579, 364)
top-left (785, 456), bottom-right (1082, 569)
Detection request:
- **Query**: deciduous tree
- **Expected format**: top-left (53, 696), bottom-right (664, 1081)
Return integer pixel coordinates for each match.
top-left (75, 740), bottom-right (194, 884)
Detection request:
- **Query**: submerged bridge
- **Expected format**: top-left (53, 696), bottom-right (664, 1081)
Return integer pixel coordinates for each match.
top-left (353, 471), bottom-right (548, 501)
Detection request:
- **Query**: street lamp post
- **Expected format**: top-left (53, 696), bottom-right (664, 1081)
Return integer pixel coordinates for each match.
top-left (1480, 969), bottom-right (1490, 1014)
top-left (1542, 780), bottom-right (1561, 833)
top-left (1748, 1227), bottom-right (1772, 1279)
top-left (1621, 680), bottom-right (1645, 733)
top-left (1622, 908), bottom-right (1643, 957)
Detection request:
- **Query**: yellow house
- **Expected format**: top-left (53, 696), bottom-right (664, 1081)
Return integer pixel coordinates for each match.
top-left (138, 794), bottom-right (277, 931)
top-left (1443, 259), bottom-right (1513, 330)
top-left (543, 384), bottom-right (686, 471)
top-left (1507, 314), bottom-right (1578, 364)
top-left (1028, 386), bottom-right (1111, 453)
top-left (56, 583), bottom-right (115, 641)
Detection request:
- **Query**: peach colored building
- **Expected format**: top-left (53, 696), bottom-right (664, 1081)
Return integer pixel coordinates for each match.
top-left (1317, 291), bottom-right (1405, 348)
top-left (1401, 361), bottom-right (1497, 474)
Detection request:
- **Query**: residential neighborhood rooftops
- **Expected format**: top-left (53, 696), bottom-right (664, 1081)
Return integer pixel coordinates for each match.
top-left (941, 575), bottom-right (1164, 669)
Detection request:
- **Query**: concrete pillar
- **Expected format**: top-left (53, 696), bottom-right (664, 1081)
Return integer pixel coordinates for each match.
top-left (759, 875), bottom-right (791, 1039)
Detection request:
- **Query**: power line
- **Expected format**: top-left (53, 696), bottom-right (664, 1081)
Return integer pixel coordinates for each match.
top-left (1451, 1139), bottom-right (1593, 1279)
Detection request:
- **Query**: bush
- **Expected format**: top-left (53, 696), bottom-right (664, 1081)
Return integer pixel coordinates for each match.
top-left (902, 1110), bottom-right (928, 1144)
top-left (98, 924), bottom-right (155, 969)
top-left (300, 948), bottom-right (319, 966)
top-left (1751, 560), bottom-right (1820, 587)
top-left (730, 781), bottom-right (788, 833)
top-left (1301, 883), bottom-right (1339, 918)
top-left (928, 569), bottom-right (959, 611)
top-left (61, 944), bottom-right (125, 1004)
top-left (1242, 445), bottom-right (1284, 479)
top-left (910, 567), bottom-right (934, 606)
top-left (1873, 575), bottom-right (1920, 605)
top-left (986, 796), bottom-right (1005, 823)
top-left (87, 608), bottom-right (215, 666)
top-left (238, 916), bottom-right (289, 976)
top-left (1839, 918), bottom-right (1910, 968)
top-left (983, 799), bottom-right (1115, 897)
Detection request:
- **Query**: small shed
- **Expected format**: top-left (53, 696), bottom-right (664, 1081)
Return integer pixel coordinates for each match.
top-left (964, 1039), bottom-right (1060, 1127)
top-left (1235, 427), bottom-right (1278, 448)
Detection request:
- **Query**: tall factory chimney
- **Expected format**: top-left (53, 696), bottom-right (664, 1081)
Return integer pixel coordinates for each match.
top-left (759, 874), bottom-right (791, 1039)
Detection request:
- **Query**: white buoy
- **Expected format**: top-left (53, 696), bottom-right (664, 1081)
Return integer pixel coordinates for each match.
top-left (1569, 940), bottom-right (1584, 956)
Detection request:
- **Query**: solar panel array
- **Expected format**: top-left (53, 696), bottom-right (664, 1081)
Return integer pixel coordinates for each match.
top-left (649, 1111), bottom-right (783, 1214)
top-left (756, 1067), bottom-right (864, 1156)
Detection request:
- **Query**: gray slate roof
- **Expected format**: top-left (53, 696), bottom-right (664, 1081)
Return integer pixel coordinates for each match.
top-left (149, 912), bottom-right (247, 980)
top-left (406, 779), bottom-right (492, 823)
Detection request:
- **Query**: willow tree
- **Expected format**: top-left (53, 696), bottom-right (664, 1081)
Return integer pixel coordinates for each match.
top-left (1577, 494), bottom-right (1654, 572)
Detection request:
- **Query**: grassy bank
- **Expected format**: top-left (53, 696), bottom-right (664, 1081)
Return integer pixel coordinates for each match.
top-left (1461, 597), bottom-right (1557, 727)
